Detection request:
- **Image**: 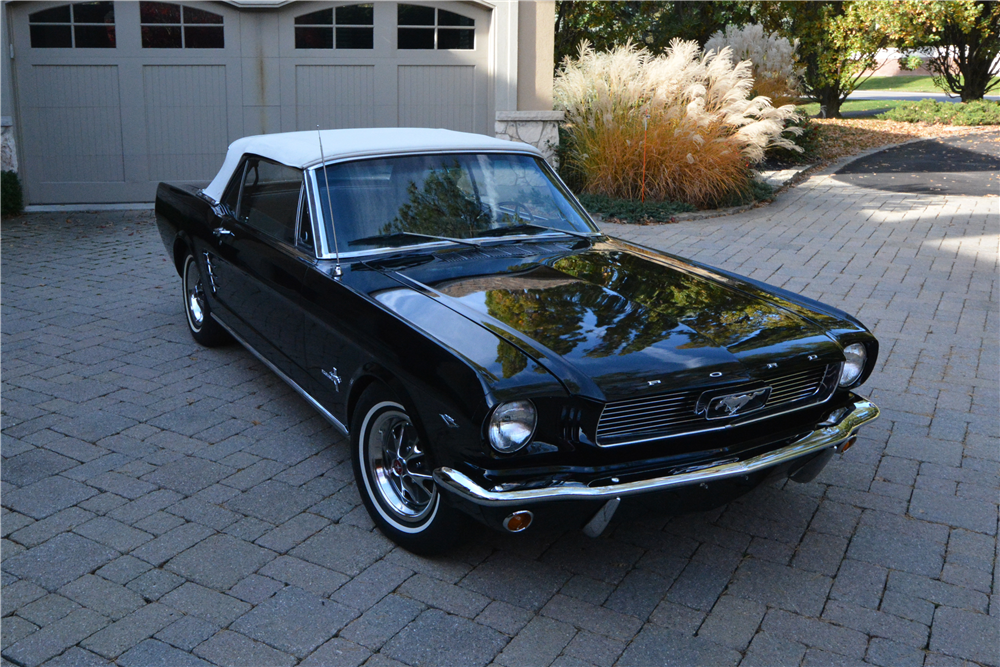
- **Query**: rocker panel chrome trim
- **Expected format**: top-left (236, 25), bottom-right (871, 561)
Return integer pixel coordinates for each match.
top-left (434, 398), bottom-right (879, 507)
top-left (211, 314), bottom-right (349, 436)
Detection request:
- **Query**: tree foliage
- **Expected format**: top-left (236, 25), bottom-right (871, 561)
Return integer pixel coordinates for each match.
top-left (756, 2), bottom-right (894, 118)
top-left (554, 1), bottom-right (753, 67)
top-left (890, 1), bottom-right (1000, 101)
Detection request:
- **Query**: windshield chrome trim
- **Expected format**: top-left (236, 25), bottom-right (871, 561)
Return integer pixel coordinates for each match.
top-left (313, 232), bottom-right (604, 262)
top-left (308, 169), bottom-right (332, 260)
top-left (306, 149), bottom-right (602, 260)
top-left (302, 147), bottom-right (543, 172)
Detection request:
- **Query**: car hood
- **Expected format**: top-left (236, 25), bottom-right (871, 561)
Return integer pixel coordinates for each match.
top-left (380, 239), bottom-right (845, 400)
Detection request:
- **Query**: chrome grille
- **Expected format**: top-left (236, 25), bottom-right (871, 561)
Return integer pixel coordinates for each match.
top-left (595, 365), bottom-right (834, 446)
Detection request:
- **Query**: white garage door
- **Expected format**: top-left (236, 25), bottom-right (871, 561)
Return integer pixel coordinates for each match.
top-left (11, 1), bottom-right (243, 204)
top-left (275, 2), bottom-right (492, 134)
top-left (11, 1), bottom-right (493, 204)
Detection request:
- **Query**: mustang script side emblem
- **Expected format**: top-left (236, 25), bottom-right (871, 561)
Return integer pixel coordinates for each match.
top-left (699, 386), bottom-right (772, 420)
top-left (321, 368), bottom-right (342, 391)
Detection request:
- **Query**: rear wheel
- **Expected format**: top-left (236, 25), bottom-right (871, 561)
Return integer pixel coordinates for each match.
top-left (352, 384), bottom-right (468, 553)
top-left (182, 253), bottom-right (230, 347)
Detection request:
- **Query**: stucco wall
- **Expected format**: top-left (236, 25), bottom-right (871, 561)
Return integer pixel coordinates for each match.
top-left (516, 0), bottom-right (554, 111)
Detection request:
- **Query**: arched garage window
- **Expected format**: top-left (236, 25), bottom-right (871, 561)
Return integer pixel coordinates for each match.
top-left (295, 5), bottom-right (374, 50)
top-left (140, 2), bottom-right (224, 49)
top-left (397, 5), bottom-right (473, 50)
top-left (29, 2), bottom-right (115, 48)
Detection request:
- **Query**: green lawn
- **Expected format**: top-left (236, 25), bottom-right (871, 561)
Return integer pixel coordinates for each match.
top-left (797, 99), bottom-right (910, 117)
top-left (854, 75), bottom-right (1000, 93)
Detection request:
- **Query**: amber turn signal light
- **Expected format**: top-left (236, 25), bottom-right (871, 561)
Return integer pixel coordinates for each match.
top-left (837, 435), bottom-right (858, 453)
top-left (502, 511), bottom-right (533, 533)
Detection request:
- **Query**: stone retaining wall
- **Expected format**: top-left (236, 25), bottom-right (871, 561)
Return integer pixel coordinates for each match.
top-left (2, 117), bottom-right (17, 172)
top-left (495, 110), bottom-right (564, 166)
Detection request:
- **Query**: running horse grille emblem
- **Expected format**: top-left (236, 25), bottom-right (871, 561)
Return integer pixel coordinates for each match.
top-left (700, 386), bottom-right (772, 420)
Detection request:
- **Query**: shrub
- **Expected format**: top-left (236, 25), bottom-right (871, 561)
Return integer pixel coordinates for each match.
top-left (704, 24), bottom-right (803, 108)
top-left (897, 54), bottom-right (925, 72)
top-left (554, 40), bottom-right (802, 209)
top-left (878, 98), bottom-right (1000, 125)
top-left (766, 114), bottom-right (820, 165)
top-left (1, 170), bottom-right (24, 217)
top-left (576, 193), bottom-right (694, 224)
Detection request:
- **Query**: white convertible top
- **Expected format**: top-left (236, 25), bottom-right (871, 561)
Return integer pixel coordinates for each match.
top-left (202, 127), bottom-right (541, 203)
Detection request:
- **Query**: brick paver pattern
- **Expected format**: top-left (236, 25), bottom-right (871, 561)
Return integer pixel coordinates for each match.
top-left (2, 165), bottom-right (997, 667)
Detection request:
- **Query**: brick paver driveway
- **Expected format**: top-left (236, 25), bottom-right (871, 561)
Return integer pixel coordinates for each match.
top-left (3, 148), bottom-right (998, 666)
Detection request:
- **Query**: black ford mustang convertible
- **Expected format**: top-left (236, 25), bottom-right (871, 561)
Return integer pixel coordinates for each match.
top-left (155, 128), bottom-right (879, 553)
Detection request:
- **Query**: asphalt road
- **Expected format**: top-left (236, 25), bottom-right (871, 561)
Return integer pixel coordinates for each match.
top-left (847, 91), bottom-right (1000, 103)
top-left (834, 133), bottom-right (1000, 197)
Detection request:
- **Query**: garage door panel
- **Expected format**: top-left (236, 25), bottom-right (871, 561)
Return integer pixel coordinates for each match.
top-left (295, 65), bottom-right (375, 130)
top-left (26, 65), bottom-right (125, 184)
top-left (143, 65), bottom-right (230, 181)
top-left (11, 2), bottom-right (495, 204)
top-left (397, 65), bottom-right (475, 132)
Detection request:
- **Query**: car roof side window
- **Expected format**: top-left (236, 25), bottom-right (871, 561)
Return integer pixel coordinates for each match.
top-left (237, 157), bottom-right (303, 245)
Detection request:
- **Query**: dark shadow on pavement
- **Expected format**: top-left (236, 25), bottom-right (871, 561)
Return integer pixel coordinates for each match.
top-left (833, 133), bottom-right (1000, 197)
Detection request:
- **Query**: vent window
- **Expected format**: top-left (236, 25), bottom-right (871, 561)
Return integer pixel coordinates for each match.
top-left (29, 2), bottom-right (116, 49)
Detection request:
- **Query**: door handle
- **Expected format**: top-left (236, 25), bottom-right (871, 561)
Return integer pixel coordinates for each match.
top-left (213, 227), bottom-right (235, 239)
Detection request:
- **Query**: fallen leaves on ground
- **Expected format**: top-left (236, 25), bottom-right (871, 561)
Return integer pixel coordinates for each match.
top-left (810, 119), bottom-right (999, 162)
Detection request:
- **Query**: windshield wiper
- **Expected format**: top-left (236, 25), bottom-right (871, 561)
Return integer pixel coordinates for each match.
top-left (349, 231), bottom-right (481, 248)
top-left (479, 222), bottom-right (596, 240)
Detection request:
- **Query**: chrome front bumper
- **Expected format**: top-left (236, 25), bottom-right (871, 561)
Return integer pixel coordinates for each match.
top-left (433, 397), bottom-right (879, 507)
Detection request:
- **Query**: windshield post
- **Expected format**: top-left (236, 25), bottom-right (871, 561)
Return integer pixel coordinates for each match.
top-left (316, 128), bottom-right (343, 278)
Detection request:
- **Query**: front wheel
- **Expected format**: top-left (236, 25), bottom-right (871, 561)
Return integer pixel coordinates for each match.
top-left (182, 253), bottom-right (230, 347)
top-left (351, 385), bottom-right (468, 554)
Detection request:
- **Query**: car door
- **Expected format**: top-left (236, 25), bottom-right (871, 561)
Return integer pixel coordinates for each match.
top-left (208, 157), bottom-right (313, 385)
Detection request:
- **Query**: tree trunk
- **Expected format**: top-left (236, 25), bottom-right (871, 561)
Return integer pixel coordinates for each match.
top-left (958, 52), bottom-right (993, 101)
top-left (815, 87), bottom-right (844, 119)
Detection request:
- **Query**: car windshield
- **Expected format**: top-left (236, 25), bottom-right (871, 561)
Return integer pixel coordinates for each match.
top-left (313, 153), bottom-right (597, 253)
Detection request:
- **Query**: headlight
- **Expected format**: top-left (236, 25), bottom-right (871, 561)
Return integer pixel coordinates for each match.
top-left (839, 343), bottom-right (867, 386)
top-left (488, 400), bottom-right (536, 453)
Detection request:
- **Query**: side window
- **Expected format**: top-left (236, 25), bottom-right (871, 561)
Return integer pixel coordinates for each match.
top-left (237, 158), bottom-right (303, 245)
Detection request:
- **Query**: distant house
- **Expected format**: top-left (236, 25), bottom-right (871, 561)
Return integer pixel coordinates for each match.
top-left (1, 1), bottom-right (560, 205)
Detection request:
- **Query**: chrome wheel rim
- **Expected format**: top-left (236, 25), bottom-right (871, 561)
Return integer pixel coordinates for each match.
top-left (366, 409), bottom-right (436, 522)
top-left (183, 258), bottom-right (206, 331)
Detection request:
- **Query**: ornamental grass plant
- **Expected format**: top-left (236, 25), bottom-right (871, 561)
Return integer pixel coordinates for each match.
top-left (555, 40), bottom-right (802, 209)
top-left (704, 24), bottom-right (802, 108)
